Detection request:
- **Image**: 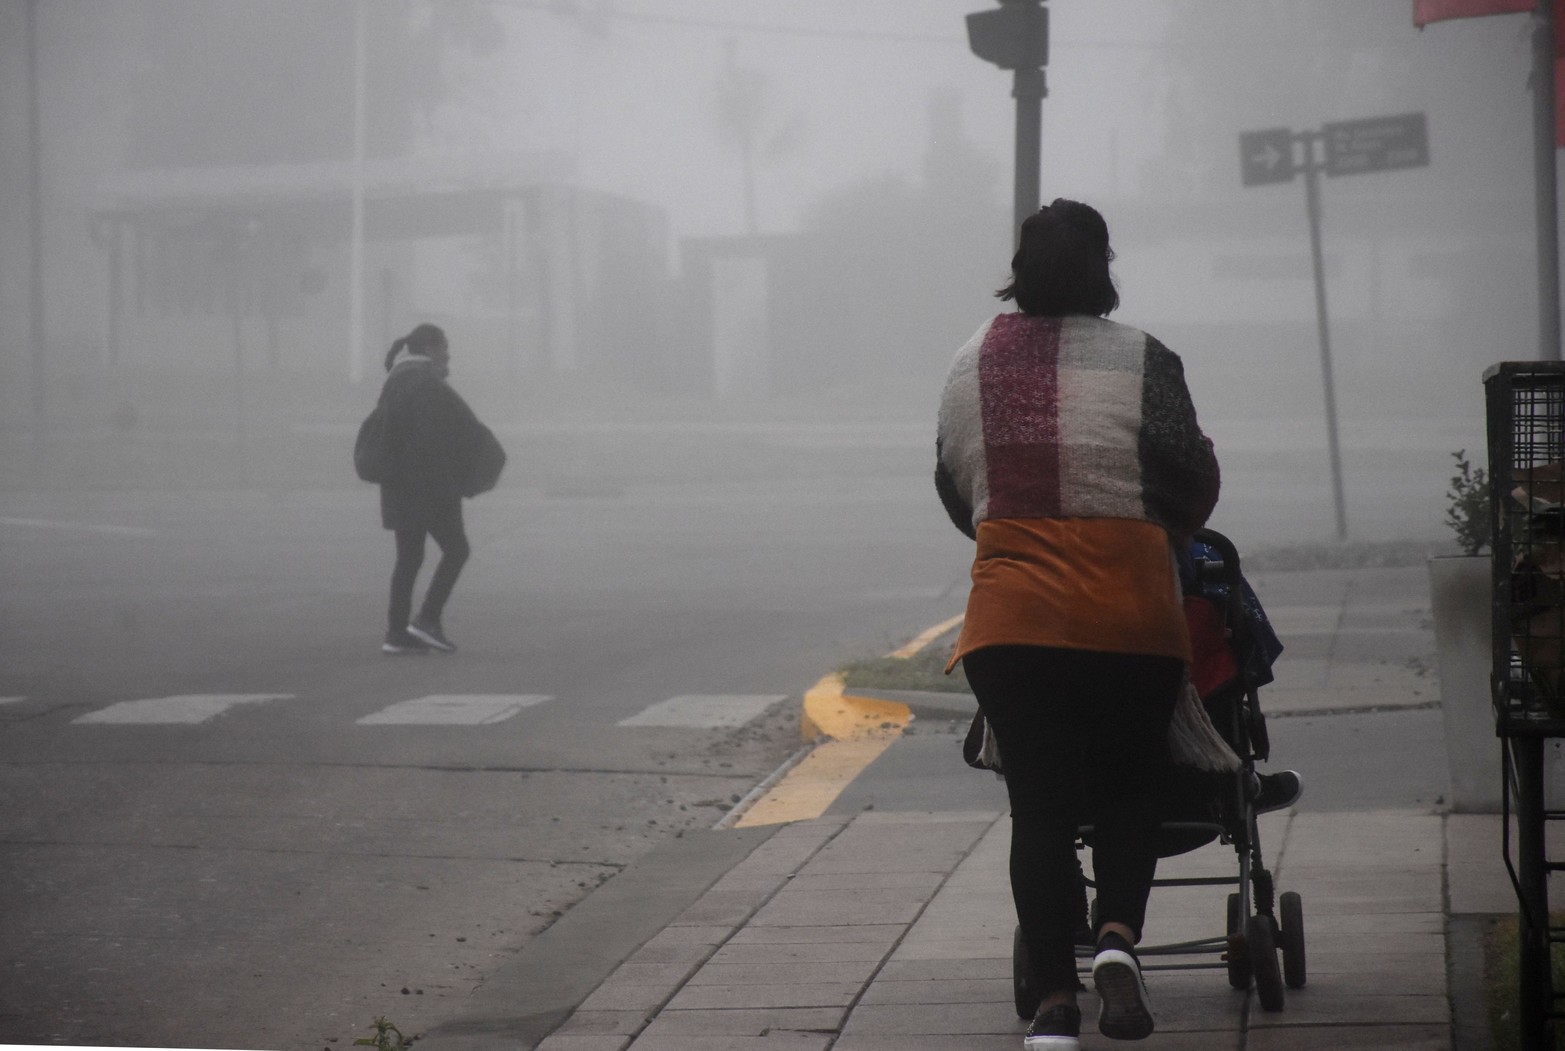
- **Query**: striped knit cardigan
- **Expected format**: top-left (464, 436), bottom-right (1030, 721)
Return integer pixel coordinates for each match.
top-left (936, 312), bottom-right (1219, 540)
top-left (938, 312), bottom-right (1238, 772)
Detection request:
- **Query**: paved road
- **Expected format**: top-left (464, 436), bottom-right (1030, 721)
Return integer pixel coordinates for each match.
top-left (0, 476), bottom-right (967, 1050)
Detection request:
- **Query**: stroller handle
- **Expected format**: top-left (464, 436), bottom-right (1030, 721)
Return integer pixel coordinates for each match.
top-left (1192, 528), bottom-right (1242, 589)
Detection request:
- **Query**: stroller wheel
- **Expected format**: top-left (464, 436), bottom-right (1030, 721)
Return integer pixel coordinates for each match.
top-left (1248, 914), bottom-right (1286, 1012)
top-left (1279, 891), bottom-right (1306, 988)
top-left (1013, 924), bottom-right (1042, 1020)
top-left (1225, 892), bottom-right (1252, 990)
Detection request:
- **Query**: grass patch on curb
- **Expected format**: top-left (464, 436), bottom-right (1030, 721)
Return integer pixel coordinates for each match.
top-left (839, 648), bottom-right (971, 694)
top-left (1485, 913), bottom-right (1565, 1050)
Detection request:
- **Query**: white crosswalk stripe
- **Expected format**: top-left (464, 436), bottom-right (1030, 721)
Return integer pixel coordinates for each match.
top-left (57, 692), bottom-right (784, 730)
top-left (0, 515), bottom-right (159, 537)
top-left (617, 694), bottom-right (787, 729)
top-left (356, 694), bottom-right (552, 726)
top-left (74, 693), bottom-right (293, 725)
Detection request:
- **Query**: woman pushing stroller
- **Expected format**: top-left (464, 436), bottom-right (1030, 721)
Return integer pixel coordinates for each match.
top-left (936, 200), bottom-right (1220, 1049)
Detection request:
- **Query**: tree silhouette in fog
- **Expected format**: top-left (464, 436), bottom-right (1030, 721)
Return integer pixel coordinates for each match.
top-left (783, 89), bottom-right (1005, 398)
top-left (709, 38), bottom-right (805, 236)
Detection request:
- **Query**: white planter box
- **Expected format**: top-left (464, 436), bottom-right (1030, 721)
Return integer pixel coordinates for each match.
top-left (1429, 554), bottom-right (1500, 813)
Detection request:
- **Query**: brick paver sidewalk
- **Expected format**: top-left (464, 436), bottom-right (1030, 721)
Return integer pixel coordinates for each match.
top-left (530, 806), bottom-right (1482, 1051)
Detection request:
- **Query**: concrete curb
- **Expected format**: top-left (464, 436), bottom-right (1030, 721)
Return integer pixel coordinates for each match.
top-left (838, 686), bottom-right (977, 723)
top-left (1448, 914), bottom-right (1500, 1051)
top-left (417, 823), bottom-right (783, 1051)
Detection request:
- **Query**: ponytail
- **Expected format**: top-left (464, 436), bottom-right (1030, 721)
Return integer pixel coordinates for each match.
top-left (384, 337), bottom-right (407, 372)
top-left (384, 324), bottom-right (447, 371)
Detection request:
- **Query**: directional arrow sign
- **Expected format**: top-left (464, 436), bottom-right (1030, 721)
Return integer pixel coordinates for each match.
top-left (1239, 128), bottom-right (1296, 187)
top-left (1323, 112), bottom-right (1428, 177)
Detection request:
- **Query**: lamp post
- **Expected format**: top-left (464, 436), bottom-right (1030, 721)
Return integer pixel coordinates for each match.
top-left (966, 0), bottom-right (1049, 244)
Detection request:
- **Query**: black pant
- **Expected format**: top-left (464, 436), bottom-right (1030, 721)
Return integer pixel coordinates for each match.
top-left (962, 645), bottom-right (1182, 997)
top-left (388, 505), bottom-right (470, 632)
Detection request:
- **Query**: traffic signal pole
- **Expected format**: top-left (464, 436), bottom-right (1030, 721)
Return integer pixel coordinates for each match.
top-left (967, 0), bottom-right (1049, 244)
top-left (1011, 66), bottom-right (1046, 244)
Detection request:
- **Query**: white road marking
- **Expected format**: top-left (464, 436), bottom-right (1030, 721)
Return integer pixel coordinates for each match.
top-left (0, 515), bottom-right (159, 537)
top-left (74, 694), bottom-right (292, 725)
top-left (356, 694), bottom-right (551, 725)
top-left (617, 694), bottom-right (787, 729)
top-left (0, 697), bottom-right (25, 705)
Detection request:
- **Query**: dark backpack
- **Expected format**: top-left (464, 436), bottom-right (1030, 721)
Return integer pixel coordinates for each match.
top-left (460, 421), bottom-right (507, 497)
top-left (353, 404), bottom-right (392, 483)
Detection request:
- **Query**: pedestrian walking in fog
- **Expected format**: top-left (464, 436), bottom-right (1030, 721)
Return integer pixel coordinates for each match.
top-left (359, 323), bottom-right (505, 655)
top-left (935, 200), bottom-right (1220, 1049)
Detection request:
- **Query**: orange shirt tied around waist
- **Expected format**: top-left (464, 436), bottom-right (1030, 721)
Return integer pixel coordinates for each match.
top-left (948, 517), bottom-right (1190, 672)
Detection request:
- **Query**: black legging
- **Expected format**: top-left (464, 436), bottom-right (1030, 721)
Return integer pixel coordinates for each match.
top-left (388, 505), bottom-right (470, 632)
top-left (962, 645), bottom-right (1182, 997)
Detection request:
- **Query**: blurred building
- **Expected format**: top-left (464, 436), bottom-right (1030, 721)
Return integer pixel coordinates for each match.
top-left (88, 153), bottom-right (672, 391)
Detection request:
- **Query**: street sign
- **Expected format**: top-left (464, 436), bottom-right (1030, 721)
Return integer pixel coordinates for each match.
top-left (1239, 128), bottom-right (1296, 187)
top-left (1235, 110), bottom-right (1432, 540)
top-left (1323, 112), bottom-right (1429, 177)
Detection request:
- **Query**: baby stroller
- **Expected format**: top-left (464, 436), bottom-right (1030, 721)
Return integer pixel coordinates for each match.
top-left (1007, 527), bottom-right (1306, 1016)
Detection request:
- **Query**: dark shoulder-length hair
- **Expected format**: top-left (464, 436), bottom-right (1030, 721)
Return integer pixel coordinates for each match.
top-left (995, 198), bottom-right (1119, 317)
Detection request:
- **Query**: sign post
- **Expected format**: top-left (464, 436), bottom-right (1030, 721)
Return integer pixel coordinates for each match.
top-left (1237, 112), bottom-right (1429, 541)
top-left (1300, 142), bottom-right (1348, 544)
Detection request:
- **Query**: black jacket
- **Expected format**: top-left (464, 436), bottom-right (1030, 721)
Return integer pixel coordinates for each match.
top-left (377, 358), bottom-right (491, 531)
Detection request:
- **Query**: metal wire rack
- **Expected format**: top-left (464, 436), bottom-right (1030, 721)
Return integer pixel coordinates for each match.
top-left (1485, 360), bottom-right (1565, 1050)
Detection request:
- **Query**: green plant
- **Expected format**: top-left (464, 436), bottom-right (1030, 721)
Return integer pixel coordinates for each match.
top-left (1484, 914), bottom-right (1565, 1050)
top-left (354, 1017), bottom-right (413, 1051)
top-left (1446, 449), bottom-right (1491, 556)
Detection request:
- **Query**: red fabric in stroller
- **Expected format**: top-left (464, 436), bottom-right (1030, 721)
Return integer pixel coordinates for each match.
top-left (1185, 595), bottom-right (1240, 701)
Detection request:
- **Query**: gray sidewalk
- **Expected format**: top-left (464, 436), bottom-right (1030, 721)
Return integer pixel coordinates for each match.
top-left (418, 803), bottom-right (1515, 1050)
top-left (461, 806), bottom-right (1508, 1051)
top-left (419, 562), bottom-right (1520, 1050)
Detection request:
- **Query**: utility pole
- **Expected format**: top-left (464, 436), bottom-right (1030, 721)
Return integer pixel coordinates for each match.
top-left (966, 0), bottom-right (1049, 244)
top-left (1533, 0), bottom-right (1560, 360)
top-left (26, 0), bottom-right (47, 464)
top-left (349, 0), bottom-right (367, 384)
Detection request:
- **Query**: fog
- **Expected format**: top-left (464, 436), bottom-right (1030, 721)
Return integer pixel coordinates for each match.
top-left (0, 0), bottom-right (1544, 544)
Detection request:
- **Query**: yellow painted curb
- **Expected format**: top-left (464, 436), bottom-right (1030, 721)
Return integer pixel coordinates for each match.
top-left (731, 615), bottom-right (965, 829)
top-left (733, 674), bottom-right (908, 828)
top-left (799, 672), bottom-right (911, 742)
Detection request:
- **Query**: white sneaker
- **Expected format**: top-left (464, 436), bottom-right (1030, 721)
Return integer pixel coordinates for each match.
top-left (1092, 938), bottom-right (1154, 1040)
top-left (407, 618), bottom-right (456, 653)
